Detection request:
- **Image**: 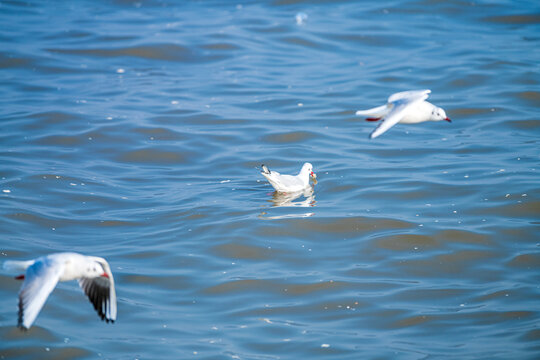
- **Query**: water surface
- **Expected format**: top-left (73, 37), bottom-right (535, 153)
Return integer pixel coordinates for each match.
top-left (1, 0), bottom-right (539, 359)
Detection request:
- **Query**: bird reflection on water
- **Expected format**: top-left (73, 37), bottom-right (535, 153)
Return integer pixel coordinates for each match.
top-left (258, 180), bottom-right (316, 220)
top-left (269, 186), bottom-right (315, 208)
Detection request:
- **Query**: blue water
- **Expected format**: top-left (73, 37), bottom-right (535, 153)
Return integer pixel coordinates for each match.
top-left (1, 0), bottom-right (539, 359)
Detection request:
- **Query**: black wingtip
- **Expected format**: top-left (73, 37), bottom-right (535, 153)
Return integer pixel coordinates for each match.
top-left (17, 297), bottom-right (25, 330)
top-left (18, 325), bottom-right (29, 332)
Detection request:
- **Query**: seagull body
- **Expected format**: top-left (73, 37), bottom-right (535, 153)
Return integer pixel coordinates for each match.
top-left (3, 252), bottom-right (116, 330)
top-left (261, 162), bottom-right (316, 193)
top-left (355, 90), bottom-right (451, 139)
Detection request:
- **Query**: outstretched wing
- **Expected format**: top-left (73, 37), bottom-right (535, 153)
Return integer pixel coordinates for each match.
top-left (18, 258), bottom-right (63, 329)
top-left (369, 103), bottom-right (410, 139)
top-left (388, 89), bottom-right (430, 103)
top-left (369, 90), bottom-right (431, 139)
top-left (78, 258), bottom-right (117, 323)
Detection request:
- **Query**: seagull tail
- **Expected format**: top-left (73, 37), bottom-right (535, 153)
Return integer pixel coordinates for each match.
top-left (355, 104), bottom-right (388, 117)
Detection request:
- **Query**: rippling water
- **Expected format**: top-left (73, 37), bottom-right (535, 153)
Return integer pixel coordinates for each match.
top-left (1, 0), bottom-right (539, 359)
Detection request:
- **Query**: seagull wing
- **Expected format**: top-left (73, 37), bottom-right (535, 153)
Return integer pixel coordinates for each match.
top-left (369, 90), bottom-right (431, 139)
top-left (369, 102), bottom-right (410, 139)
top-left (356, 90), bottom-right (429, 117)
top-left (276, 174), bottom-right (304, 189)
top-left (263, 171), bottom-right (304, 192)
top-left (18, 258), bottom-right (64, 329)
top-left (388, 89), bottom-right (430, 103)
top-left (78, 258), bottom-right (117, 323)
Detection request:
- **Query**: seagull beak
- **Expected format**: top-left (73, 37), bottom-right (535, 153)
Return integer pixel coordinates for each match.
top-left (445, 117), bottom-right (451, 122)
top-left (310, 171), bottom-right (316, 179)
top-left (101, 272), bottom-right (109, 278)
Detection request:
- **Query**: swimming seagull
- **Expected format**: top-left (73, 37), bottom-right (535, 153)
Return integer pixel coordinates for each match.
top-left (3, 252), bottom-right (117, 330)
top-left (261, 162), bottom-right (316, 193)
top-left (355, 89), bottom-right (451, 139)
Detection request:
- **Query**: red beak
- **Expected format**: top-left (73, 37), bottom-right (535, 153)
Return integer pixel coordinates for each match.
top-left (101, 272), bottom-right (109, 278)
top-left (445, 117), bottom-right (451, 122)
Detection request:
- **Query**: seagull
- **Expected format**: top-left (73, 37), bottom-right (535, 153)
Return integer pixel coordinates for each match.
top-left (261, 162), bottom-right (316, 193)
top-left (355, 89), bottom-right (451, 139)
top-left (3, 252), bottom-right (117, 330)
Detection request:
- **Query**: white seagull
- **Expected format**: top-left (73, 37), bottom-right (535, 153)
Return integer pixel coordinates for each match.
top-left (3, 252), bottom-right (117, 330)
top-left (261, 162), bottom-right (316, 193)
top-left (355, 89), bottom-right (451, 139)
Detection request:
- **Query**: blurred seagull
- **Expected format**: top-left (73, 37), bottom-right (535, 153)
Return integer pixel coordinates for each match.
top-left (3, 252), bottom-right (116, 330)
top-left (261, 162), bottom-right (316, 193)
top-left (355, 89), bottom-right (451, 139)
top-left (295, 12), bottom-right (308, 25)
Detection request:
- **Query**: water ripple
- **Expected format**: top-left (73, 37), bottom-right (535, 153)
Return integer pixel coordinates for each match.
top-left (1, 1), bottom-right (539, 359)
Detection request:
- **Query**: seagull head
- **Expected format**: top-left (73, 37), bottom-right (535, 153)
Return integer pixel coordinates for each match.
top-left (432, 107), bottom-right (451, 122)
top-left (85, 261), bottom-right (108, 278)
top-left (302, 162), bottom-right (316, 179)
